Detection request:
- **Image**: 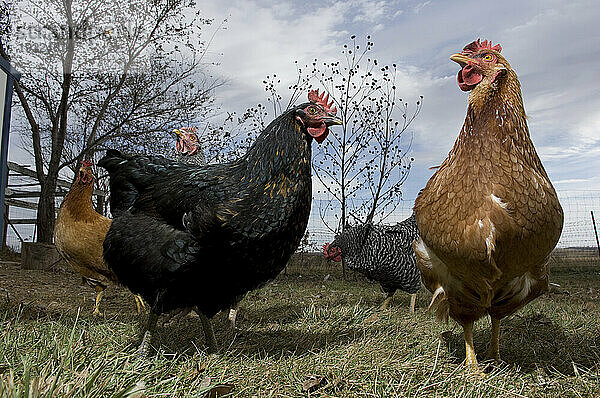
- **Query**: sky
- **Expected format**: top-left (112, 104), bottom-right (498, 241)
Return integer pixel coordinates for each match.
top-left (190, 0), bottom-right (600, 201)
top-left (188, 0), bottom-right (600, 246)
top-left (6, 0), bottom-right (600, 247)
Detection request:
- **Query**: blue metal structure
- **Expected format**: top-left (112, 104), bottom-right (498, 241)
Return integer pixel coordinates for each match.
top-left (0, 56), bottom-right (21, 247)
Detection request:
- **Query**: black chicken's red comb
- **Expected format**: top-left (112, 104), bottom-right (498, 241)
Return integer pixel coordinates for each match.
top-left (81, 160), bottom-right (93, 168)
top-left (308, 90), bottom-right (337, 114)
top-left (462, 39), bottom-right (502, 55)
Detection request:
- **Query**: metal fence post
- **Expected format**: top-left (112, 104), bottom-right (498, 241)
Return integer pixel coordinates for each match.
top-left (591, 210), bottom-right (600, 258)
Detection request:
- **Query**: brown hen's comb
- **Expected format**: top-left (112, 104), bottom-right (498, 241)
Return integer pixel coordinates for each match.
top-left (180, 126), bottom-right (197, 133)
top-left (81, 160), bottom-right (93, 167)
top-left (308, 90), bottom-right (338, 114)
top-left (462, 38), bottom-right (502, 55)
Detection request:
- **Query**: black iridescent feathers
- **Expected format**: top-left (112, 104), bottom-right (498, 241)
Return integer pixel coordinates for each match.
top-left (100, 105), bottom-right (315, 316)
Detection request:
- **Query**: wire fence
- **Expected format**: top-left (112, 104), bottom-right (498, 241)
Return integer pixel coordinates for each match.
top-left (4, 188), bottom-right (600, 263)
top-left (302, 191), bottom-right (600, 254)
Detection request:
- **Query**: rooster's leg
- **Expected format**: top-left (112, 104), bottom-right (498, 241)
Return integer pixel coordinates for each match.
top-left (463, 322), bottom-right (479, 370)
top-left (380, 291), bottom-right (394, 310)
top-left (133, 294), bottom-right (147, 314)
top-left (92, 286), bottom-right (105, 316)
top-left (409, 293), bottom-right (416, 313)
top-left (228, 304), bottom-right (239, 329)
top-left (484, 316), bottom-right (501, 363)
top-left (199, 312), bottom-right (218, 354)
top-left (137, 311), bottom-right (159, 358)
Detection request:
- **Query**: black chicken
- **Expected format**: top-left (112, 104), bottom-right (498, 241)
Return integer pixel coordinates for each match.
top-left (323, 215), bottom-right (421, 312)
top-left (99, 90), bottom-right (341, 355)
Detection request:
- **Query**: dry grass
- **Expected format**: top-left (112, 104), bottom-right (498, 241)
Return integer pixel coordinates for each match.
top-left (0, 256), bottom-right (598, 397)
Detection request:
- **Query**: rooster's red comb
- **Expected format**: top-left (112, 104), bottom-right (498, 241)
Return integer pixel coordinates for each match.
top-left (308, 90), bottom-right (337, 115)
top-left (81, 160), bottom-right (93, 168)
top-left (462, 38), bottom-right (502, 55)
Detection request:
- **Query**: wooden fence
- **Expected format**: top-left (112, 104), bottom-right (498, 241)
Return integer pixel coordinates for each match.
top-left (2, 161), bottom-right (105, 248)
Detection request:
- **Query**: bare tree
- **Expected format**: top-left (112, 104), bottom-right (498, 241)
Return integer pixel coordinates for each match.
top-left (1, 0), bottom-right (222, 242)
top-left (0, 1), bottom-right (11, 44)
top-left (253, 36), bottom-right (421, 277)
top-left (254, 36), bottom-right (421, 232)
top-left (309, 36), bottom-right (421, 231)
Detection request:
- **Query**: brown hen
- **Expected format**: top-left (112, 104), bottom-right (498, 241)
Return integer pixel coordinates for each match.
top-left (54, 161), bottom-right (145, 316)
top-left (413, 39), bottom-right (563, 371)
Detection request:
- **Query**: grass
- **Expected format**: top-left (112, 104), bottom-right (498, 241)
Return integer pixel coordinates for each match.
top-left (0, 260), bottom-right (599, 397)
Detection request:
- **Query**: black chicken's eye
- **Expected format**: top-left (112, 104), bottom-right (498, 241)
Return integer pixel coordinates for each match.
top-left (307, 106), bottom-right (317, 115)
top-left (190, 136), bottom-right (196, 141)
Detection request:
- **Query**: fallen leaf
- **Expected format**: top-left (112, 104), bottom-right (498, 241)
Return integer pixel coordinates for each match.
top-left (200, 376), bottom-right (211, 389)
top-left (363, 313), bottom-right (379, 324)
top-left (302, 374), bottom-right (326, 392)
top-left (129, 380), bottom-right (146, 398)
top-left (203, 383), bottom-right (234, 398)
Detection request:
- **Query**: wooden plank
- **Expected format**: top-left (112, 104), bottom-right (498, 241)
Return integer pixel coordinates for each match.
top-left (5, 198), bottom-right (39, 211)
top-left (7, 218), bottom-right (37, 224)
top-left (7, 161), bottom-right (106, 196)
top-left (5, 190), bottom-right (67, 198)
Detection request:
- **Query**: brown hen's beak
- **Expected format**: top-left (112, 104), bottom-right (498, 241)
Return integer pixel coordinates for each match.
top-left (172, 129), bottom-right (183, 137)
top-left (324, 113), bottom-right (342, 126)
top-left (450, 53), bottom-right (471, 67)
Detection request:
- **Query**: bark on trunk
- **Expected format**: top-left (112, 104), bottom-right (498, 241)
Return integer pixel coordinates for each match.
top-left (36, 177), bottom-right (58, 243)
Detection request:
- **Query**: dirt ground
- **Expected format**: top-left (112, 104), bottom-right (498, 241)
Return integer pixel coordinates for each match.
top-left (0, 261), bottom-right (143, 318)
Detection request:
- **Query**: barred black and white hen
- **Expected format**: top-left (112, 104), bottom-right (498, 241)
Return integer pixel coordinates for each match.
top-left (323, 215), bottom-right (421, 312)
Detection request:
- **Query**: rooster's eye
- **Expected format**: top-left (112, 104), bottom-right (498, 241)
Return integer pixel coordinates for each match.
top-left (483, 54), bottom-right (494, 62)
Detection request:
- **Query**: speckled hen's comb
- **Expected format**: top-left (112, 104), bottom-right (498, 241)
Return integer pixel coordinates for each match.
top-left (462, 39), bottom-right (502, 55)
top-left (81, 160), bottom-right (93, 167)
top-left (308, 90), bottom-right (337, 114)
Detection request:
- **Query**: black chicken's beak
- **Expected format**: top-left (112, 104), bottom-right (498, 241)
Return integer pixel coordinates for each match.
top-left (324, 113), bottom-right (342, 126)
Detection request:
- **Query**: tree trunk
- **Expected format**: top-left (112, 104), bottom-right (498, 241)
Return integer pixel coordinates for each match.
top-left (36, 177), bottom-right (57, 243)
top-left (35, 2), bottom-right (75, 243)
top-left (95, 194), bottom-right (105, 216)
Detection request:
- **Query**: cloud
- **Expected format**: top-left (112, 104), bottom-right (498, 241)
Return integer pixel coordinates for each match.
top-left (10, 0), bottom-right (599, 201)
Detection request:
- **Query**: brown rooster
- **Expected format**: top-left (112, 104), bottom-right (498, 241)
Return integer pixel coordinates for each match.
top-left (54, 161), bottom-right (145, 316)
top-left (413, 39), bottom-right (563, 371)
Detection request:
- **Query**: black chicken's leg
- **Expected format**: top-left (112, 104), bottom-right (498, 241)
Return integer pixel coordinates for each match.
top-left (137, 293), bottom-right (162, 358)
top-left (198, 312), bottom-right (218, 353)
top-left (137, 311), bottom-right (159, 358)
